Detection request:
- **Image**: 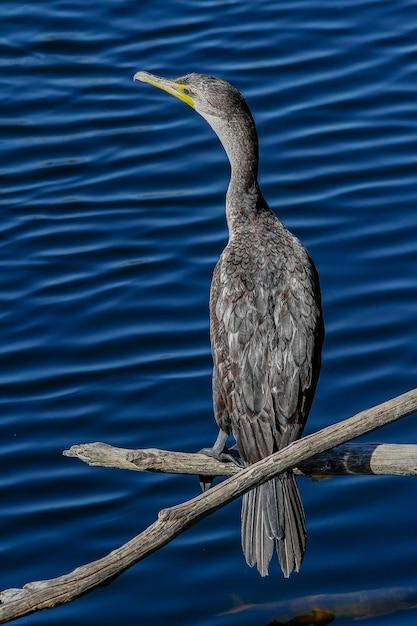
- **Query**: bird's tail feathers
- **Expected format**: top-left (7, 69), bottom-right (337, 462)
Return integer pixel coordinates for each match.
top-left (241, 472), bottom-right (306, 577)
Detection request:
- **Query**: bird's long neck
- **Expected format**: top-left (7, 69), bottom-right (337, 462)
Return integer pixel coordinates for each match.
top-left (202, 109), bottom-right (264, 233)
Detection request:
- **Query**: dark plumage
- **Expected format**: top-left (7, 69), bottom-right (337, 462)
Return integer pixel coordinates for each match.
top-left (135, 71), bottom-right (324, 577)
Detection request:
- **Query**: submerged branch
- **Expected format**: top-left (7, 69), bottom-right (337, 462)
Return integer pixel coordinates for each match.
top-left (1, 387), bottom-right (417, 624)
top-left (64, 441), bottom-right (417, 477)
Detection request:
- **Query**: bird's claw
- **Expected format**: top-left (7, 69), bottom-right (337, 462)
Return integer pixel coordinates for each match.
top-left (198, 445), bottom-right (244, 467)
top-left (198, 447), bottom-right (219, 493)
top-left (198, 446), bottom-right (220, 459)
top-left (198, 474), bottom-right (214, 492)
top-left (218, 448), bottom-right (244, 467)
top-left (198, 445), bottom-right (244, 492)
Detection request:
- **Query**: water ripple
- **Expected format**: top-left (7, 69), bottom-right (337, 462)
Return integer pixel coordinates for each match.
top-left (1, 0), bottom-right (417, 624)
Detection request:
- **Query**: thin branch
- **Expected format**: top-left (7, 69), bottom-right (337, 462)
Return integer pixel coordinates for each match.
top-left (64, 441), bottom-right (417, 477)
top-left (1, 388), bottom-right (417, 624)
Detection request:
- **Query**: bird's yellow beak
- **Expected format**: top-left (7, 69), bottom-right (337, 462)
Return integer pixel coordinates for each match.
top-left (133, 71), bottom-right (195, 109)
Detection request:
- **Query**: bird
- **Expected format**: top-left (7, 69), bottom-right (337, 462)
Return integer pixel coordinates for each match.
top-left (134, 71), bottom-right (324, 578)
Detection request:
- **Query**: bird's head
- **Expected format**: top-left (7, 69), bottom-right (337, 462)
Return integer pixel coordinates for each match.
top-left (134, 71), bottom-right (251, 122)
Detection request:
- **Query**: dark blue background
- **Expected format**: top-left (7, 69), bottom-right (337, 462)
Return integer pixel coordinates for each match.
top-left (1, 1), bottom-right (417, 624)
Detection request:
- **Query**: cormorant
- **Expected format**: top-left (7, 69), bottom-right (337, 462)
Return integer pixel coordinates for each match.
top-left (134, 71), bottom-right (324, 577)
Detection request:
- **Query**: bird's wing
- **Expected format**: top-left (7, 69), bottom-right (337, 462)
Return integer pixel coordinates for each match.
top-left (211, 252), bottom-right (322, 464)
top-left (210, 259), bottom-right (233, 434)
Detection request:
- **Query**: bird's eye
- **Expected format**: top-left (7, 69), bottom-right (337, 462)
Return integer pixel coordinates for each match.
top-left (183, 88), bottom-right (190, 95)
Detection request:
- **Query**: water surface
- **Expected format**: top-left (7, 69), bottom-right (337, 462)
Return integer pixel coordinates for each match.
top-left (1, 1), bottom-right (417, 624)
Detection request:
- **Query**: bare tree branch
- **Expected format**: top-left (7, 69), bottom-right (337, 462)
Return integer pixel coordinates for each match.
top-left (64, 441), bottom-right (417, 477)
top-left (1, 387), bottom-right (417, 624)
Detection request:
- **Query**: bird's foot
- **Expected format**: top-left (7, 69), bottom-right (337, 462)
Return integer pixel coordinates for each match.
top-left (198, 444), bottom-right (243, 467)
top-left (198, 444), bottom-right (244, 492)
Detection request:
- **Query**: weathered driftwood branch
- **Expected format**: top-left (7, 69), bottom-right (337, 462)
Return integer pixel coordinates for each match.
top-left (64, 442), bottom-right (417, 477)
top-left (1, 388), bottom-right (417, 624)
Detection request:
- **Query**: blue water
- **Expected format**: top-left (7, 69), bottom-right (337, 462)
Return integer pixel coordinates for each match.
top-left (1, 1), bottom-right (417, 624)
